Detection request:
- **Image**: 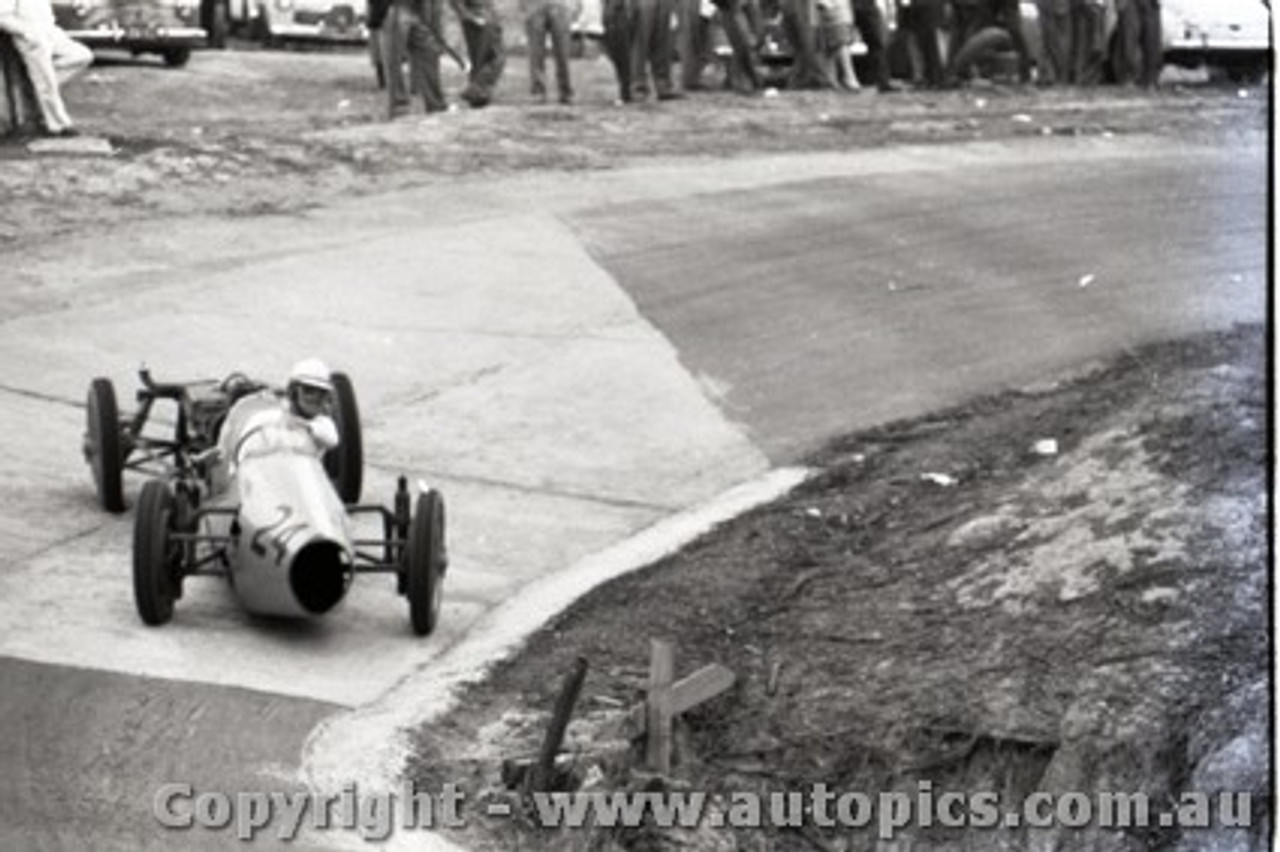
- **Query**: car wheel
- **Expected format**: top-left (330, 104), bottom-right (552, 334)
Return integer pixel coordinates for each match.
top-left (86, 378), bottom-right (125, 513)
top-left (406, 490), bottom-right (446, 637)
top-left (163, 48), bottom-right (192, 67)
top-left (134, 480), bottom-right (179, 626)
top-left (324, 371), bottom-right (363, 504)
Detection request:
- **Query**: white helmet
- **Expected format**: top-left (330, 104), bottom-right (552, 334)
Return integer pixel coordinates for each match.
top-left (287, 358), bottom-right (333, 419)
top-left (288, 358), bottom-right (333, 393)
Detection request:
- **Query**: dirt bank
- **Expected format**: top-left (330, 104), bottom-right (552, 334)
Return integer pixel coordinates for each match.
top-left (406, 323), bottom-right (1268, 852)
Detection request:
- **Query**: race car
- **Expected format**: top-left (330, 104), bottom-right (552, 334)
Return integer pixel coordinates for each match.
top-left (82, 367), bottom-right (446, 636)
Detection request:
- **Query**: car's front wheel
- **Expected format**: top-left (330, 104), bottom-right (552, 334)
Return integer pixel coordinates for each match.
top-left (162, 48), bottom-right (192, 67)
top-left (134, 481), bottom-right (179, 626)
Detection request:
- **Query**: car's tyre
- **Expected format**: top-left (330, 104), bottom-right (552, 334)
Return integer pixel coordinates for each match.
top-left (406, 490), bottom-right (446, 637)
top-left (162, 48), bottom-right (192, 67)
top-left (86, 378), bottom-right (125, 513)
top-left (949, 26), bottom-right (1013, 80)
top-left (134, 480), bottom-right (178, 626)
top-left (324, 371), bottom-right (363, 504)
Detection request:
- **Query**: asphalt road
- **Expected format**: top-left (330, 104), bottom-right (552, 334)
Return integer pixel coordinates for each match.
top-left (0, 133), bottom-right (1265, 850)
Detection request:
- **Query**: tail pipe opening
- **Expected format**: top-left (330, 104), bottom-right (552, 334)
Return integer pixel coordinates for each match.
top-left (289, 540), bottom-right (352, 615)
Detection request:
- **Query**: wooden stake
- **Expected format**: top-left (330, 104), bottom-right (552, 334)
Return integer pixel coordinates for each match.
top-left (645, 639), bottom-right (675, 773)
top-left (527, 655), bottom-right (589, 792)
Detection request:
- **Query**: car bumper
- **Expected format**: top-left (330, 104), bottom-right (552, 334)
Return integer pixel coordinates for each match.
top-left (66, 25), bottom-right (207, 48)
top-left (267, 21), bottom-right (368, 42)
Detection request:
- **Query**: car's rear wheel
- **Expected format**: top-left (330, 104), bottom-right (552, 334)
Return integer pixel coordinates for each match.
top-left (85, 378), bottom-right (125, 513)
top-left (406, 490), bottom-right (446, 637)
top-left (134, 481), bottom-right (179, 626)
top-left (324, 371), bottom-right (363, 504)
top-left (162, 48), bottom-right (192, 67)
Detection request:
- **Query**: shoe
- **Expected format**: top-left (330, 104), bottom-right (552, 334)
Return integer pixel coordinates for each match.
top-left (558, 94), bottom-right (573, 105)
top-left (40, 125), bottom-right (80, 138)
top-left (657, 91), bottom-right (685, 101)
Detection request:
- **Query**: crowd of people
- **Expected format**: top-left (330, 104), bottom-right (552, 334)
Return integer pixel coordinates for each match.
top-left (368, 0), bottom-right (1167, 116)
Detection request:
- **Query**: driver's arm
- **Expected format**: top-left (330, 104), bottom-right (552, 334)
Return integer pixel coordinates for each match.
top-left (309, 415), bottom-right (340, 452)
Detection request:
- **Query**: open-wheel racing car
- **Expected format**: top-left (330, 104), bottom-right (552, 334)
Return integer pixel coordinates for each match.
top-left (82, 366), bottom-right (447, 636)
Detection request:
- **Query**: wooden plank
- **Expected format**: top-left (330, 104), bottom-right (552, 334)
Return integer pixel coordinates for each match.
top-left (644, 639), bottom-right (675, 773)
top-left (626, 663), bottom-right (735, 733)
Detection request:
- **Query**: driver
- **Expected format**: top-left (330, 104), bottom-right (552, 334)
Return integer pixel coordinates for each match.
top-left (284, 358), bottom-right (340, 451)
top-left (206, 359), bottom-right (341, 492)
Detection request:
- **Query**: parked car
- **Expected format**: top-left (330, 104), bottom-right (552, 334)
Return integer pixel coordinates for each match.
top-left (52, 0), bottom-right (207, 66)
top-left (224, 0), bottom-right (369, 45)
top-left (1160, 0), bottom-right (1270, 81)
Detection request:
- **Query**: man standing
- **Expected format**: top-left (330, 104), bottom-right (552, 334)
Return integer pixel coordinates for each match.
top-left (1069, 0), bottom-right (1106, 85)
top-left (629, 0), bottom-right (677, 100)
top-left (453, 0), bottom-right (505, 107)
top-left (525, 0), bottom-right (576, 102)
top-left (383, 0), bottom-right (448, 116)
top-left (1116, 0), bottom-right (1159, 86)
top-left (676, 0), bottom-right (709, 90)
top-left (602, 0), bottom-right (632, 100)
top-left (781, 0), bottom-right (831, 88)
top-left (896, 0), bottom-right (945, 89)
top-left (714, 0), bottom-right (761, 92)
top-left (851, 0), bottom-right (893, 91)
top-left (1035, 0), bottom-right (1071, 83)
top-left (0, 0), bottom-right (91, 136)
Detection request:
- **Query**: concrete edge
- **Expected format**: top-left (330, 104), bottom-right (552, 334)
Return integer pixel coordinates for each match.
top-left (297, 465), bottom-right (815, 850)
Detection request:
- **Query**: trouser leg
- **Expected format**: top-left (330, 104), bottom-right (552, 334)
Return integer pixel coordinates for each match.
top-left (526, 7), bottom-right (549, 96)
top-left (629, 0), bottom-right (653, 97)
top-left (650, 0), bottom-right (675, 94)
top-left (913, 0), bottom-right (944, 87)
top-left (49, 29), bottom-right (91, 86)
top-left (717, 0), bottom-right (759, 90)
top-left (853, 2), bottom-right (889, 89)
top-left (677, 0), bottom-right (704, 89)
top-left (1136, 0), bottom-right (1160, 86)
top-left (407, 19), bottom-right (445, 110)
top-left (547, 3), bottom-right (573, 101)
top-left (603, 0), bottom-right (632, 99)
top-left (8, 30), bottom-right (71, 130)
top-left (382, 6), bottom-right (409, 113)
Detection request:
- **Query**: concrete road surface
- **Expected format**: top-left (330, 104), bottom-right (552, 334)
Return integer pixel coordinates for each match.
top-left (0, 133), bottom-right (1265, 850)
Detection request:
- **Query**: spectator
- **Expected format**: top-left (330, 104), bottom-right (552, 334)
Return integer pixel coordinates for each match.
top-left (815, 0), bottom-right (858, 90)
top-left (895, 0), bottom-right (945, 89)
top-left (713, 0), bottom-right (762, 93)
top-left (0, 0), bottom-right (91, 136)
top-left (678, 0), bottom-right (711, 90)
top-left (368, 0), bottom-right (391, 88)
top-left (781, 0), bottom-right (831, 88)
top-left (629, 0), bottom-right (678, 100)
top-left (452, 0), bottom-right (505, 107)
top-left (1069, 0), bottom-right (1105, 85)
top-left (1115, 0), bottom-right (1160, 86)
top-left (524, 0), bottom-right (577, 103)
top-left (1035, 0), bottom-right (1071, 84)
top-left (851, 0), bottom-right (893, 91)
top-left (383, 0), bottom-right (448, 116)
top-left (602, 0), bottom-right (632, 101)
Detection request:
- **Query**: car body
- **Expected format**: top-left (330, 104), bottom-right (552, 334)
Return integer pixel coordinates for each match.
top-left (51, 0), bottom-right (207, 66)
top-left (1160, 0), bottom-right (1270, 77)
top-left (227, 0), bottom-right (369, 44)
top-left (83, 368), bottom-right (447, 635)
